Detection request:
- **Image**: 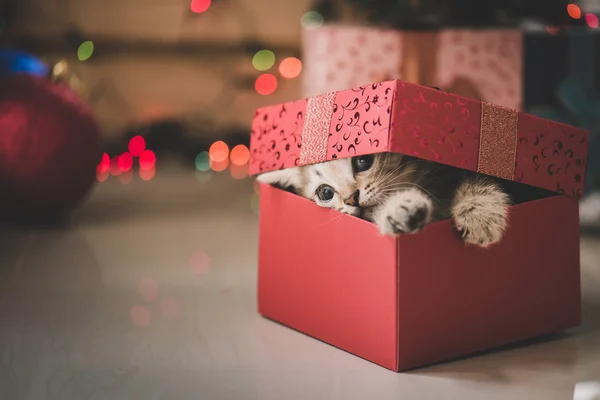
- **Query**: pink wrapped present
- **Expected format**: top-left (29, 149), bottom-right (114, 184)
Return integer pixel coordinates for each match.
top-left (302, 25), bottom-right (522, 110)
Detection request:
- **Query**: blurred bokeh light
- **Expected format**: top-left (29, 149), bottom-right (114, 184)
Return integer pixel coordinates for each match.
top-left (255, 73), bottom-right (278, 95)
top-left (279, 57), bottom-right (302, 79)
top-left (252, 50), bottom-right (276, 71)
top-left (190, 0), bottom-right (211, 13)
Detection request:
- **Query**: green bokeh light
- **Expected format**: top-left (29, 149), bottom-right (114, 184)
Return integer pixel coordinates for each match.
top-left (77, 41), bottom-right (94, 61)
top-left (301, 11), bottom-right (324, 29)
top-left (195, 151), bottom-right (211, 171)
top-left (252, 50), bottom-right (276, 71)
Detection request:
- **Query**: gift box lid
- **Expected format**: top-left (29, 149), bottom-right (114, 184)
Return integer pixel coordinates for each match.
top-left (249, 80), bottom-right (590, 198)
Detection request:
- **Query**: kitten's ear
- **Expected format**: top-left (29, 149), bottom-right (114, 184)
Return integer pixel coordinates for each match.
top-left (256, 168), bottom-right (303, 193)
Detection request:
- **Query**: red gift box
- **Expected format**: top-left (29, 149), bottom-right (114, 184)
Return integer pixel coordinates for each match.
top-left (250, 80), bottom-right (589, 371)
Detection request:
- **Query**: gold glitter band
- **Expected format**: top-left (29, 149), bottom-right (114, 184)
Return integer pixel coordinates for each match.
top-left (300, 92), bottom-right (336, 166)
top-left (477, 102), bottom-right (519, 180)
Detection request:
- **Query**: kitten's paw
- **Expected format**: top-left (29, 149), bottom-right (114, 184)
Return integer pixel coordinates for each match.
top-left (374, 189), bottom-right (432, 236)
top-left (452, 180), bottom-right (510, 248)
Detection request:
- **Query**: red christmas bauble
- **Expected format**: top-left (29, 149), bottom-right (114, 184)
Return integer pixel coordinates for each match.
top-left (0, 74), bottom-right (102, 220)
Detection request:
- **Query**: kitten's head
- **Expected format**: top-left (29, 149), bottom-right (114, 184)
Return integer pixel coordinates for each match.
top-left (256, 153), bottom-right (423, 215)
top-left (299, 153), bottom-right (421, 215)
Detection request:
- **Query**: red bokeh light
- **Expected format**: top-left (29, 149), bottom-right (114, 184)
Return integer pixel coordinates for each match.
top-left (139, 150), bottom-right (156, 170)
top-left (110, 156), bottom-right (122, 176)
top-left (118, 152), bottom-right (134, 172)
top-left (190, 0), bottom-right (211, 13)
top-left (279, 57), bottom-right (303, 79)
top-left (255, 74), bottom-right (278, 95)
top-left (586, 13), bottom-right (599, 28)
top-left (139, 167), bottom-right (155, 181)
top-left (209, 141), bottom-right (229, 162)
top-left (128, 135), bottom-right (146, 157)
top-left (96, 170), bottom-right (109, 182)
top-left (567, 3), bottom-right (582, 19)
top-left (210, 158), bottom-right (229, 172)
top-left (229, 144), bottom-right (250, 165)
top-left (97, 152), bottom-right (110, 173)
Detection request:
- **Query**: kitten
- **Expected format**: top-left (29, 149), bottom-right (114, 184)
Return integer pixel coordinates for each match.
top-left (257, 153), bottom-right (511, 247)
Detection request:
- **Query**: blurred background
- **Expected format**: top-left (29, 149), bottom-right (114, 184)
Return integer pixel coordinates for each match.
top-left (0, 0), bottom-right (599, 200)
top-left (1, 1), bottom-right (600, 398)
top-left (1, 0), bottom-right (599, 216)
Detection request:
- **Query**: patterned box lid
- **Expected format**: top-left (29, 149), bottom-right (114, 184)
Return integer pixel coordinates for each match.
top-left (250, 80), bottom-right (589, 198)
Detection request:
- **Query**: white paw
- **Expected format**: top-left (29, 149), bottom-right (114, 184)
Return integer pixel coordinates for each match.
top-left (452, 186), bottom-right (509, 248)
top-left (374, 189), bottom-right (432, 236)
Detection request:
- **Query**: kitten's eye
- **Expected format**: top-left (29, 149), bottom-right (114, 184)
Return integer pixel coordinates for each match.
top-left (353, 155), bottom-right (374, 172)
top-left (316, 185), bottom-right (335, 202)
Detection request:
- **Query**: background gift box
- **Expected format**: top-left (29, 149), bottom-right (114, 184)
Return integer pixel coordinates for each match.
top-left (302, 26), bottom-right (523, 109)
top-left (300, 0), bottom-right (556, 108)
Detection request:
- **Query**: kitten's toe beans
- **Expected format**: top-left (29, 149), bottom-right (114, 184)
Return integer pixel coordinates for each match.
top-left (407, 206), bottom-right (428, 232)
top-left (376, 190), bottom-right (432, 236)
top-left (386, 216), bottom-right (405, 234)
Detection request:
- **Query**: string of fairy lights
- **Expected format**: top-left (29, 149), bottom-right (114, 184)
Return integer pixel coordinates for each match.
top-left (88, 2), bottom-right (322, 185)
top-left (96, 135), bottom-right (157, 183)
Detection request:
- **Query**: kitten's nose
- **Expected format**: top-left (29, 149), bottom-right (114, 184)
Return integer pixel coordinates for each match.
top-left (344, 190), bottom-right (360, 206)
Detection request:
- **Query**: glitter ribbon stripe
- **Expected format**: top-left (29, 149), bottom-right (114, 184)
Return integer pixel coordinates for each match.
top-left (300, 92), bottom-right (336, 166)
top-left (477, 102), bottom-right (519, 180)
